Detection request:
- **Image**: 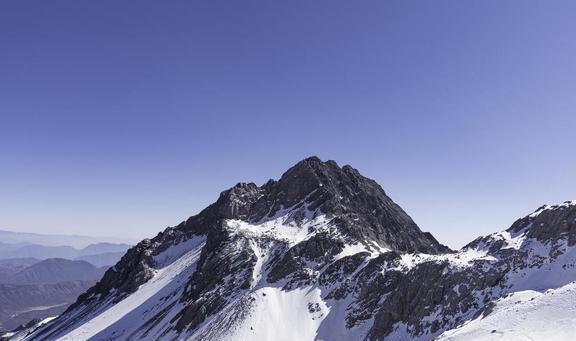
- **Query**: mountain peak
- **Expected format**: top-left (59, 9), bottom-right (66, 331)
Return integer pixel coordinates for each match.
top-left (184, 157), bottom-right (449, 254)
top-left (276, 156), bottom-right (339, 190)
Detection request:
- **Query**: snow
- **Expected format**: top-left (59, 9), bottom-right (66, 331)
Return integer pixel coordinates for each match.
top-left (52, 236), bottom-right (206, 341)
top-left (316, 295), bottom-right (372, 341)
top-left (436, 281), bottom-right (576, 340)
top-left (490, 230), bottom-right (528, 250)
top-left (152, 235), bottom-right (206, 268)
top-left (220, 287), bottom-right (329, 341)
top-left (506, 239), bottom-right (576, 291)
top-left (248, 239), bottom-right (267, 288)
top-left (226, 210), bottom-right (331, 246)
top-left (332, 240), bottom-right (391, 261)
top-left (38, 316), bottom-right (57, 326)
top-left (333, 243), bottom-right (371, 261)
top-left (395, 248), bottom-right (497, 272)
top-left (433, 229), bottom-right (576, 340)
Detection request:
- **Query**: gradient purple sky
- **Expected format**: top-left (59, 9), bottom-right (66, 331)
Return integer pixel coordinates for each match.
top-left (1, 1), bottom-right (575, 248)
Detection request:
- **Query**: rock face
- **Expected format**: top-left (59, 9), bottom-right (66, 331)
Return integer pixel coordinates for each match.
top-left (176, 156), bottom-right (448, 253)
top-left (19, 158), bottom-right (576, 341)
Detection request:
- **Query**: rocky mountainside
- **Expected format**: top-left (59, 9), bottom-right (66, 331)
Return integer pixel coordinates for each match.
top-left (14, 157), bottom-right (576, 341)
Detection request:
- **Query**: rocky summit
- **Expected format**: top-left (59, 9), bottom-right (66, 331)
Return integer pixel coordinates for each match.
top-left (12, 158), bottom-right (576, 341)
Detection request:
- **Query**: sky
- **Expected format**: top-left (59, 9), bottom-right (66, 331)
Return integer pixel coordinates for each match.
top-left (1, 1), bottom-right (575, 248)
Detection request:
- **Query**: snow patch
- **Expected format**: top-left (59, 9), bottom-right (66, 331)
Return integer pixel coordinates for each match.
top-left (226, 212), bottom-right (331, 246)
top-left (333, 243), bottom-right (372, 261)
top-left (396, 248), bottom-right (497, 272)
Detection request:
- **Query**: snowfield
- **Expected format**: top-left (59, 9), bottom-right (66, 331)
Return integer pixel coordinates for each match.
top-left (437, 281), bottom-right (576, 340)
top-left (221, 287), bottom-right (328, 341)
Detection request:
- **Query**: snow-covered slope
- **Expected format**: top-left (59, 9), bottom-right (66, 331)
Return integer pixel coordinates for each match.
top-left (1, 316), bottom-right (56, 341)
top-left (57, 236), bottom-right (206, 340)
top-left (17, 158), bottom-right (576, 341)
top-left (437, 282), bottom-right (576, 340)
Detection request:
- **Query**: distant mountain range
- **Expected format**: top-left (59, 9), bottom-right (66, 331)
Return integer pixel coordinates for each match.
top-left (0, 258), bottom-right (107, 332)
top-left (0, 259), bottom-right (38, 280)
top-left (0, 232), bottom-right (133, 334)
top-left (0, 259), bottom-right (106, 285)
top-left (0, 241), bottom-right (131, 263)
top-left (74, 252), bottom-right (127, 268)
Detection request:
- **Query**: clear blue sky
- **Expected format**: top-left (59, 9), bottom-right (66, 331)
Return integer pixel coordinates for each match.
top-left (1, 1), bottom-right (575, 248)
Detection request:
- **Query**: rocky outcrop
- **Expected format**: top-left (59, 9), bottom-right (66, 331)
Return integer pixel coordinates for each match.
top-left (508, 201), bottom-right (576, 246)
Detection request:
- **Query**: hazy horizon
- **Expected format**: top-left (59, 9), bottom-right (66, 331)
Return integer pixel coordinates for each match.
top-left (0, 226), bottom-right (136, 245)
top-left (2, 1), bottom-right (576, 249)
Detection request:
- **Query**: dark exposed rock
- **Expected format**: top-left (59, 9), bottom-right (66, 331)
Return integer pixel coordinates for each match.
top-left (256, 157), bottom-right (450, 254)
top-left (267, 233), bottom-right (345, 285)
top-left (175, 222), bottom-right (257, 331)
top-left (508, 201), bottom-right (576, 246)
